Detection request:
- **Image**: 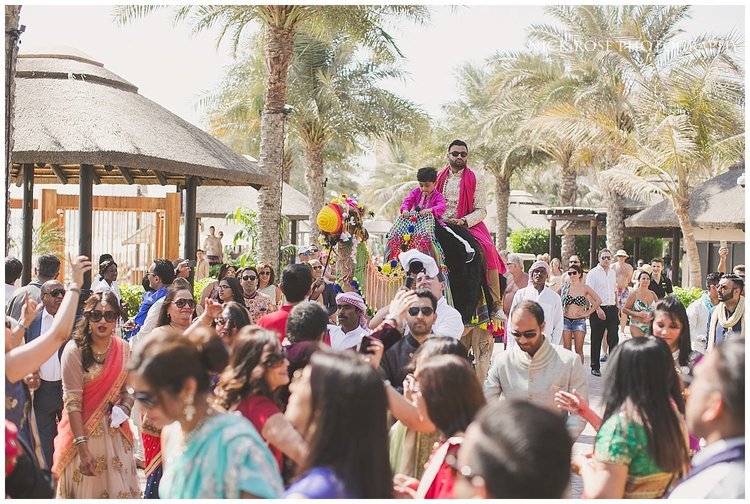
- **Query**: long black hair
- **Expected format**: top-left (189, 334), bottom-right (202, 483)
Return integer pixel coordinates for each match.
top-left (649, 295), bottom-right (692, 367)
top-left (219, 277), bottom-right (245, 304)
top-left (298, 350), bottom-right (392, 498)
top-left (602, 337), bottom-right (689, 474)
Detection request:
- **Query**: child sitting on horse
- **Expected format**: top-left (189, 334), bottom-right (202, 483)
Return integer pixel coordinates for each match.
top-left (400, 167), bottom-right (475, 261)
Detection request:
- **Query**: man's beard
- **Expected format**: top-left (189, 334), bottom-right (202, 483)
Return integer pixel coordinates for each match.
top-left (448, 158), bottom-right (465, 170)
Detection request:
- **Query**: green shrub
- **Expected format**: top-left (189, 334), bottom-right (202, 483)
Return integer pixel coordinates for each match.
top-left (119, 283), bottom-right (145, 318)
top-left (673, 286), bottom-right (702, 308)
top-left (508, 228), bottom-right (559, 256)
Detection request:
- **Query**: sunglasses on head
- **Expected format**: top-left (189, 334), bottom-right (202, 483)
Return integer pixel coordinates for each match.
top-left (263, 351), bottom-right (287, 368)
top-left (43, 288), bottom-right (66, 298)
top-left (241, 275), bottom-right (257, 281)
top-left (449, 151), bottom-right (468, 158)
top-left (127, 386), bottom-right (158, 409)
top-left (85, 310), bottom-right (119, 323)
top-left (173, 298), bottom-right (196, 309)
top-left (408, 306), bottom-right (435, 316)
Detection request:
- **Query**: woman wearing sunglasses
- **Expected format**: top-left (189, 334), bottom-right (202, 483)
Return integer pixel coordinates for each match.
top-left (52, 291), bottom-right (140, 498)
top-left (237, 266), bottom-right (276, 323)
top-left (560, 264), bottom-right (602, 364)
top-left (257, 262), bottom-right (283, 306)
top-left (128, 328), bottom-right (283, 498)
top-left (216, 328), bottom-right (307, 480)
top-left (138, 283), bottom-right (198, 498)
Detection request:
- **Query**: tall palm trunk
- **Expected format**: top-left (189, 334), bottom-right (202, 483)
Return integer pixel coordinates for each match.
top-left (559, 162), bottom-right (577, 263)
top-left (674, 201), bottom-right (701, 288)
top-left (494, 174), bottom-right (510, 250)
top-left (256, 23), bottom-right (295, 271)
top-left (304, 141), bottom-right (325, 243)
top-left (605, 188), bottom-right (625, 252)
top-left (5, 5), bottom-right (22, 256)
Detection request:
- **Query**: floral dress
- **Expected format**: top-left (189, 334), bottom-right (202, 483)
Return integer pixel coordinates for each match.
top-left (243, 291), bottom-right (276, 324)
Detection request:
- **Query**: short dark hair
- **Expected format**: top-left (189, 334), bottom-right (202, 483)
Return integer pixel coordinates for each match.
top-left (713, 338), bottom-right (744, 426)
top-left (706, 272), bottom-right (722, 287)
top-left (36, 254), bottom-right (61, 280)
top-left (447, 139), bottom-right (468, 152)
top-left (467, 400), bottom-right (572, 498)
top-left (418, 354), bottom-right (485, 438)
top-left (196, 249), bottom-right (204, 254)
top-left (733, 264), bottom-right (745, 275)
top-left (98, 254), bottom-right (114, 265)
top-left (651, 257), bottom-right (664, 265)
top-left (5, 257), bottom-right (23, 284)
top-left (152, 258), bottom-right (175, 285)
top-left (280, 263), bottom-right (313, 303)
top-left (416, 167), bottom-right (438, 183)
top-left (510, 300), bottom-right (545, 326)
top-left (721, 273), bottom-right (744, 292)
top-left (413, 288), bottom-right (437, 310)
top-left (286, 302), bottom-right (329, 343)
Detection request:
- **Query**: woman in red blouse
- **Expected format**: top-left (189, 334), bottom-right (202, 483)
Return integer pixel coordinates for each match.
top-left (215, 328), bottom-right (307, 473)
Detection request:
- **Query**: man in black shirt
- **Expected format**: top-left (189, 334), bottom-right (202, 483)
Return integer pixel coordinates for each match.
top-left (378, 289), bottom-right (438, 394)
top-left (648, 257), bottom-right (673, 298)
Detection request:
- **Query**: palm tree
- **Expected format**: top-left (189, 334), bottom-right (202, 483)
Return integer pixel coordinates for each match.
top-left (114, 5), bottom-right (429, 269)
top-left (5, 5), bottom-right (23, 255)
top-left (603, 33), bottom-right (744, 287)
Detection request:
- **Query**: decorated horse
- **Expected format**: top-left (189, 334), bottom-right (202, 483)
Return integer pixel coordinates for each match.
top-left (315, 195), bottom-right (500, 337)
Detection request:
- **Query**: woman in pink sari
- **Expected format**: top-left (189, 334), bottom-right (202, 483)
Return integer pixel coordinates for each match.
top-left (53, 291), bottom-right (140, 499)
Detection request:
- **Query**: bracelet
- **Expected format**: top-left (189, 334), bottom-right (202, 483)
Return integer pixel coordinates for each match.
top-left (383, 379), bottom-right (391, 388)
top-left (73, 436), bottom-right (88, 445)
top-left (68, 287), bottom-right (81, 294)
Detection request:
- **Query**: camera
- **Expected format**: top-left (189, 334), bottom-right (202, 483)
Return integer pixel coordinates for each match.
top-left (404, 259), bottom-right (424, 289)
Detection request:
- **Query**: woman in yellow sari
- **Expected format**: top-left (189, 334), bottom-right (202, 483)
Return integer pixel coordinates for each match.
top-left (53, 291), bottom-right (140, 499)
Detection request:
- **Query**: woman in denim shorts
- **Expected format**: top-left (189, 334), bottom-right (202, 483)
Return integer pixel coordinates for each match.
top-left (560, 264), bottom-right (602, 363)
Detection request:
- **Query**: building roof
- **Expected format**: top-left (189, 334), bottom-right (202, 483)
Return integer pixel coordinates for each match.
top-left (195, 182), bottom-right (311, 221)
top-left (625, 165), bottom-right (745, 230)
top-left (10, 50), bottom-right (271, 188)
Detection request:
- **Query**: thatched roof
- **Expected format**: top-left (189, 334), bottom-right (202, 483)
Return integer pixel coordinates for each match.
top-left (10, 49), bottom-right (271, 188)
top-left (625, 165), bottom-right (745, 229)
top-left (195, 182), bottom-right (310, 221)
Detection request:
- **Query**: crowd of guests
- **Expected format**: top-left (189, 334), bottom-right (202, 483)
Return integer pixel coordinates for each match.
top-left (5, 244), bottom-right (745, 499)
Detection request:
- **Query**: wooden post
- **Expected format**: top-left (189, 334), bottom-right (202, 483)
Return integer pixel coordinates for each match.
top-left (589, 219), bottom-right (598, 270)
top-left (21, 163), bottom-right (34, 285)
top-left (184, 177), bottom-right (198, 286)
top-left (41, 189), bottom-right (66, 283)
top-left (164, 193), bottom-right (180, 261)
top-left (155, 210), bottom-right (165, 258)
top-left (79, 164), bottom-right (94, 289)
top-left (290, 219), bottom-right (298, 246)
top-left (549, 219), bottom-right (557, 259)
top-left (671, 227), bottom-right (681, 286)
top-left (634, 236), bottom-right (641, 263)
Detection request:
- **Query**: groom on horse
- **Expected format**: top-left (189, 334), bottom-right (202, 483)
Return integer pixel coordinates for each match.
top-left (436, 139), bottom-right (507, 319)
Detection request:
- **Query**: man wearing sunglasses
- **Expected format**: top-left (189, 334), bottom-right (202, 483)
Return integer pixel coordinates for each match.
top-left (435, 140), bottom-right (507, 323)
top-left (6, 253), bottom-right (61, 321)
top-left (23, 280), bottom-right (66, 469)
top-left (585, 249), bottom-right (619, 376)
top-left (378, 289), bottom-right (438, 394)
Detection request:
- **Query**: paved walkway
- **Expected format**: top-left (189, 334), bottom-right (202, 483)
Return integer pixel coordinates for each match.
top-left (491, 328), bottom-right (628, 498)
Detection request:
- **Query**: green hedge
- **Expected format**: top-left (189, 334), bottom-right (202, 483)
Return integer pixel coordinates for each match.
top-left (673, 287), bottom-right (702, 308)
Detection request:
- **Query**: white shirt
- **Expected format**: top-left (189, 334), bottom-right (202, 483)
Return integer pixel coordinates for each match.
top-left (136, 298), bottom-right (164, 345)
top-left (507, 285), bottom-right (564, 346)
top-left (668, 437), bottom-right (745, 499)
top-left (585, 265), bottom-right (617, 306)
top-left (92, 278), bottom-right (121, 301)
top-left (327, 324), bottom-right (370, 351)
top-left (38, 309), bottom-right (62, 381)
top-left (5, 283), bottom-right (17, 307)
top-left (686, 295), bottom-right (713, 353)
top-left (429, 297), bottom-right (463, 339)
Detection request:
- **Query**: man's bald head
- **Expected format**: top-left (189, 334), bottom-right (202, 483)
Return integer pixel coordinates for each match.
top-left (40, 280), bottom-right (65, 316)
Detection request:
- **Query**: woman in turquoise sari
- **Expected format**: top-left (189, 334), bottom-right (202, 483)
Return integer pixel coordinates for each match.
top-left (127, 327), bottom-right (283, 499)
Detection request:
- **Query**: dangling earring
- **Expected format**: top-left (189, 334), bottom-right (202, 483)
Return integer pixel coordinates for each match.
top-left (183, 394), bottom-right (195, 422)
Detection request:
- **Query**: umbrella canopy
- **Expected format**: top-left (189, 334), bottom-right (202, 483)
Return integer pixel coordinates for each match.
top-left (11, 48), bottom-right (271, 188)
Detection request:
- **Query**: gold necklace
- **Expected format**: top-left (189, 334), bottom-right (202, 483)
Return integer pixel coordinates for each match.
top-left (92, 338), bottom-right (112, 363)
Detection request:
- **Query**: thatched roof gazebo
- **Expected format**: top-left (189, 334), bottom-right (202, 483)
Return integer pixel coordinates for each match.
top-left (10, 48), bottom-right (271, 286)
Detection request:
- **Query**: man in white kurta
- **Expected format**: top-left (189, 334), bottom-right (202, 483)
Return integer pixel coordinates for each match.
top-left (507, 261), bottom-right (564, 347)
top-left (484, 300), bottom-right (588, 440)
